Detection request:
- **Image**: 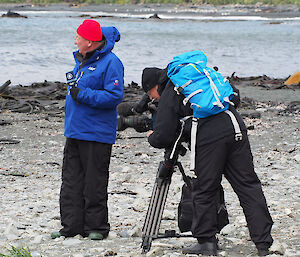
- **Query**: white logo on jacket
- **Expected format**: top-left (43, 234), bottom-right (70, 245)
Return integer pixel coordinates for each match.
top-left (88, 67), bottom-right (96, 71)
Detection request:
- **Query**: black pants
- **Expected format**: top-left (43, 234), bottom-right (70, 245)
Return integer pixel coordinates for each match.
top-left (191, 132), bottom-right (273, 246)
top-left (59, 138), bottom-right (112, 237)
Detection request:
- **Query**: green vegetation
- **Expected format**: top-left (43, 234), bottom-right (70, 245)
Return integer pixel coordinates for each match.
top-left (0, 0), bottom-right (299, 5)
top-left (0, 246), bottom-right (40, 257)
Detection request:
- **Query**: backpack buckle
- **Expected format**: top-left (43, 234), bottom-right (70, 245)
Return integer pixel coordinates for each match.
top-left (174, 87), bottom-right (181, 95)
top-left (235, 133), bottom-right (243, 141)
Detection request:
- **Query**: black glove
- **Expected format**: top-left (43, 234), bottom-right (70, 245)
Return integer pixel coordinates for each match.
top-left (133, 94), bottom-right (151, 114)
top-left (70, 86), bottom-right (80, 100)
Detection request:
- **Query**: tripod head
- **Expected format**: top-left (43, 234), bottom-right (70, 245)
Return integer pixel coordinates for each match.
top-left (157, 143), bottom-right (187, 179)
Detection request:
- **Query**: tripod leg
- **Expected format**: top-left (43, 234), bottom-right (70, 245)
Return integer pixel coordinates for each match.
top-left (141, 176), bottom-right (171, 253)
top-left (151, 180), bottom-right (170, 237)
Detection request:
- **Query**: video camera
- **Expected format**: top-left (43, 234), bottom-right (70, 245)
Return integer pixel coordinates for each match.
top-left (117, 94), bottom-right (158, 133)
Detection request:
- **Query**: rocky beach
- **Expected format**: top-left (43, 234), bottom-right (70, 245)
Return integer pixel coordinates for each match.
top-left (0, 3), bottom-right (299, 18)
top-left (0, 75), bottom-right (299, 256)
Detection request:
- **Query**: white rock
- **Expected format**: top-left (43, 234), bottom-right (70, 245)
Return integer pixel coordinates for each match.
top-left (162, 210), bottom-right (176, 220)
top-left (88, 248), bottom-right (105, 255)
top-left (32, 235), bottom-right (43, 244)
top-left (121, 166), bottom-right (131, 173)
top-left (62, 238), bottom-right (81, 246)
top-left (4, 222), bottom-right (20, 237)
top-left (128, 225), bottom-right (142, 237)
top-left (31, 252), bottom-right (42, 257)
top-left (271, 173), bottom-right (284, 180)
top-left (108, 231), bottom-right (118, 239)
top-left (272, 164), bottom-right (286, 170)
top-left (220, 224), bottom-right (235, 235)
top-left (152, 242), bottom-right (174, 249)
top-left (283, 249), bottom-right (300, 256)
top-left (236, 216), bottom-right (246, 224)
top-left (225, 237), bottom-right (244, 244)
top-left (5, 234), bottom-right (19, 240)
top-left (293, 154), bottom-right (300, 162)
top-left (146, 246), bottom-right (164, 257)
top-left (284, 208), bottom-right (292, 215)
top-left (135, 185), bottom-right (149, 197)
top-left (218, 251), bottom-right (228, 256)
top-left (141, 153), bottom-right (149, 159)
top-left (269, 240), bottom-right (285, 255)
top-left (256, 108), bottom-right (267, 112)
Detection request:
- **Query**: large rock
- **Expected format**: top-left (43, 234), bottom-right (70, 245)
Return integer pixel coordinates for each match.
top-left (1, 10), bottom-right (28, 18)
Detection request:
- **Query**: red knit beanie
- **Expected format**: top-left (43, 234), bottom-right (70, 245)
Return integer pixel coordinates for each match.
top-left (77, 19), bottom-right (103, 41)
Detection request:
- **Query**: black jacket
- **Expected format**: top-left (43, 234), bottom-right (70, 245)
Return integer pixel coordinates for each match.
top-left (148, 78), bottom-right (246, 149)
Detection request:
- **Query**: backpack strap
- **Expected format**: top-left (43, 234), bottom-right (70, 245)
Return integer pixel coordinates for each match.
top-left (190, 117), bottom-right (198, 171)
top-left (176, 161), bottom-right (192, 189)
top-left (169, 116), bottom-right (193, 160)
top-left (183, 89), bottom-right (203, 105)
top-left (224, 110), bottom-right (243, 141)
top-left (203, 69), bottom-right (225, 109)
top-left (169, 116), bottom-right (198, 172)
top-left (174, 79), bottom-right (193, 95)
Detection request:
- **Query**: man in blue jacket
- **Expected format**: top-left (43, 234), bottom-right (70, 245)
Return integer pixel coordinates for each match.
top-left (51, 19), bottom-right (124, 240)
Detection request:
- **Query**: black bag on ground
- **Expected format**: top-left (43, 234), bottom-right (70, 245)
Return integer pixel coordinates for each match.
top-left (177, 176), bottom-right (229, 233)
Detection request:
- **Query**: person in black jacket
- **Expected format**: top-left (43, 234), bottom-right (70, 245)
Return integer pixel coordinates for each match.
top-left (142, 67), bottom-right (273, 256)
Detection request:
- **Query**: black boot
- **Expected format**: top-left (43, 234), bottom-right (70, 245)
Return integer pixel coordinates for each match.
top-left (182, 242), bottom-right (218, 256)
top-left (256, 242), bottom-right (271, 256)
top-left (257, 248), bottom-right (270, 256)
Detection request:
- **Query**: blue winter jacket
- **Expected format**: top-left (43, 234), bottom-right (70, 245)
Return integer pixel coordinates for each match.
top-left (64, 26), bottom-right (124, 144)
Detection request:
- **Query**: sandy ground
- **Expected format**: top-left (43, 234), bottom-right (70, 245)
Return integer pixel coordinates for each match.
top-left (0, 92), bottom-right (299, 256)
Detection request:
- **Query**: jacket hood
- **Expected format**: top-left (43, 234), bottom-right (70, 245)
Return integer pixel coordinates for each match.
top-left (157, 67), bottom-right (169, 96)
top-left (100, 26), bottom-right (121, 54)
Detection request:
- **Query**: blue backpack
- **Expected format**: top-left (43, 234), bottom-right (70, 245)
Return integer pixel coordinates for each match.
top-left (167, 50), bottom-right (234, 118)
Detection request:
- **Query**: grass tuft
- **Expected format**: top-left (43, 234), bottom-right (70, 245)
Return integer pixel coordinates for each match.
top-left (0, 246), bottom-right (40, 257)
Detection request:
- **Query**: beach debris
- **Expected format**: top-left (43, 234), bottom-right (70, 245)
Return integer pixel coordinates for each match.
top-left (0, 170), bottom-right (26, 177)
top-left (1, 10), bottom-right (28, 18)
top-left (0, 80), bottom-right (11, 95)
top-left (278, 101), bottom-right (300, 115)
top-left (0, 120), bottom-right (12, 126)
top-left (228, 73), bottom-right (299, 90)
top-left (0, 76), bottom-right (297, 116)
top-left (0, 138), bottom-right (20, 144)
top-left (240, 111), bottom-right (261, 119)
top-left (0, 81), bottom-right (66, 113)
top-left (149, 13), bottom-right (160, 19)
top-left (108, 190), bottom-right (137, 195)
top-left (284, 71), bottom-right (300, 86)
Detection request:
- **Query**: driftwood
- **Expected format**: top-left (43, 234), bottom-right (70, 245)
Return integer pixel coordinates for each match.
top-left (0, 80), bottom-right (11, 95)
top-left (0, 138), bottom-right (20, 144)
top-left (228, 73), bottom-right (299, 90)
top-left (0, 81), bottom-right (67, 114)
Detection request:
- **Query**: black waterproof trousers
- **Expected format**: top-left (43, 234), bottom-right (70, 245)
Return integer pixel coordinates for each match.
top-left (59, 138), bottom-right (112, 237)
top-left (191, 131), bottom-right (273, 247)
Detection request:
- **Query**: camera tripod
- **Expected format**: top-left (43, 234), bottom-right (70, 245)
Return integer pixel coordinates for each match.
top-left (141, 145), bottom-right (192, 254)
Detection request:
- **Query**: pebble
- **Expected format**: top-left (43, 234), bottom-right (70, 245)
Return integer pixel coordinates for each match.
top-left (220, 224), bottom-right (235, 235)
top-left (270, 240), bottom-right (286, 255)
top-left (62, 238), bottom-right (82, 246)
